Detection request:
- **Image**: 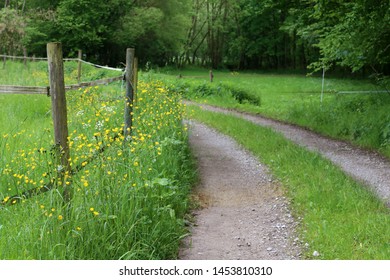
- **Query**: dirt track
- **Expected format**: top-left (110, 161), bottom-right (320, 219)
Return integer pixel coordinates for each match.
top-left (189, 103), bottom-right (390, 207)
top-left (179, 121), bottom-right (301, 260)
top-left (179, 103), bottom-right (390, 260)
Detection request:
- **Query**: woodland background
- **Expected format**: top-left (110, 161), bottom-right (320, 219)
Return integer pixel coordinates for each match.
top-left (1, 0), bottom-right (389, 75)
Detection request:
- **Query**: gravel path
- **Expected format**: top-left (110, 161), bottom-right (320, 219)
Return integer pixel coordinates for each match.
top-left (189, 103), bottom-right (390, 207)
top-left (179, 102), bottom-right (390, 260)
top-left (179, 121), bottom-right (301, 260)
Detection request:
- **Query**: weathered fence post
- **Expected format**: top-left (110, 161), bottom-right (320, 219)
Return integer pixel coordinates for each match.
top-left (77, 49), bottom-right (82, 83)
top-left (133, 57), bottom-right (138, 100)
top-left (47, 42), bottom-right (71, 202)
top-left (23, 48), bottom-right (27, 67)
top-left (2, 52), bottom-right (6, 69)
top-left (124, 48), bottom-right (135, 139)
top-left (209, 69), bottom-right (214, 82)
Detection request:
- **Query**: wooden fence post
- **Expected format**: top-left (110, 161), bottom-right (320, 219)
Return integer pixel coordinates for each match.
top-left (2, 53), bottom-right (6, 69)
top-left (23, 48), bottom-right (27, 67)
top-left (124, 48), bottom-right (135, 139)
top-left (133, 57), bottom-right (138, 100)
top-left (47, 42), bottom-right (71, 202)
top-left (77, 49), bottom-right (82, 83)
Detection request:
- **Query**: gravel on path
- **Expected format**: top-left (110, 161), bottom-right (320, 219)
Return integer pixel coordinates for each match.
top-left (179, 121), bottom-right (301, 260)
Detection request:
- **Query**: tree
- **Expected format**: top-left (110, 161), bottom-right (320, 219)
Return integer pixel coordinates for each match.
top-left (287, 0), bottom-right (390, 74)
top-left (0, 8), bottom-right (27, 55)
top-left (113, 0), bottom-right (191, 66)
top-left (55, 0), bottom-right (117, 58)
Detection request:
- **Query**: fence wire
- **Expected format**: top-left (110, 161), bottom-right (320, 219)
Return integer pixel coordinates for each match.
top-left (1, 54), bottom-right (125, 95)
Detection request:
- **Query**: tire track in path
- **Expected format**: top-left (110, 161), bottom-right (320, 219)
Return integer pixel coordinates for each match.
top-left (188, 102), bottom-right (390, 207)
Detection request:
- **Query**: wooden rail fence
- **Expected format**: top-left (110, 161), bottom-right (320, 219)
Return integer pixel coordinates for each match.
top-left (0, 85), bottom-right (49, 95)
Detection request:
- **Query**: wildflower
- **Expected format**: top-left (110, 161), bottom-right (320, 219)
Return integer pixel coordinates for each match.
top-left (58, 215), bottom-right (63, 221)
top-left (76, 110), bottom-right (84, 116)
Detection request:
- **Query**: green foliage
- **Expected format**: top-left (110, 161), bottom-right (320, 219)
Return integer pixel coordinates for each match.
top-left (0, 8), bottom-right (27, 53)
top-left (287, 0), bottom-right (390, 73)
top-left (167, 78), bottom-right (261, 106)
top-left (56, 0), bottom-right (117, 55)
top-left (2, 0), bottom-right (389, 76)
top-left (223, 84), bottom-right (261, 106)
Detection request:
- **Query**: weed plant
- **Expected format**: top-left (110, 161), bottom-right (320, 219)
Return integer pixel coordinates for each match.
top-left (187, 105), bottom-right (390, 260)
top-left (0, 74), bottom-right (195, 259)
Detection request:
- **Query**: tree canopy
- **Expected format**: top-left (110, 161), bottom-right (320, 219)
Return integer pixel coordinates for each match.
top-left (1, 0), bottom-right (389, 75)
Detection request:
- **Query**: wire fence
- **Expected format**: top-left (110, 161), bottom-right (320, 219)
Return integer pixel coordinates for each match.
top-left (0, 52), bottom-right (124, 95)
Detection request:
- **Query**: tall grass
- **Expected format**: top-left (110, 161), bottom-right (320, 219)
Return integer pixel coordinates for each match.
top-left (0, 63), bottom-right (195, 259)
top-left (187, 105), bottom-right (390, 260)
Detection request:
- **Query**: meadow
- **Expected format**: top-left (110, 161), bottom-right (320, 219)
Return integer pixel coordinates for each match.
top-left (1, 61), bottom-right (389, 260)
top-left (0, 61), bottom-right (195, 259)
top-left (157, 68), bottom-right (390, 158)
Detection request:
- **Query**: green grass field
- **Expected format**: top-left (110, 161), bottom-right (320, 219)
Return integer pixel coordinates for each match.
top-left (154, 67), bottom-right (390, 158)
top-left (0, 62), bottom-right (195, 259)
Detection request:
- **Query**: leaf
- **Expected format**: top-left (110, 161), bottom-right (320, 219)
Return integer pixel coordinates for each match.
top-left (153, 178), bottom-right (170, 186)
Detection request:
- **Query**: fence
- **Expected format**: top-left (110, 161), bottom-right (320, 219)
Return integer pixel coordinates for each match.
top-left (1, 42), bottom-right (137, 206)
top-left (0, 51), bottom-right (125, 95)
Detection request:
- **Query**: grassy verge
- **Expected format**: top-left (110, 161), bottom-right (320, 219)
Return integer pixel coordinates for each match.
top-left (0, 75), bottom-right (196, 259)
top-left (153, 68), bottom-right (390, 159)
top-left (187, 104), bottom-right (390, 260)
